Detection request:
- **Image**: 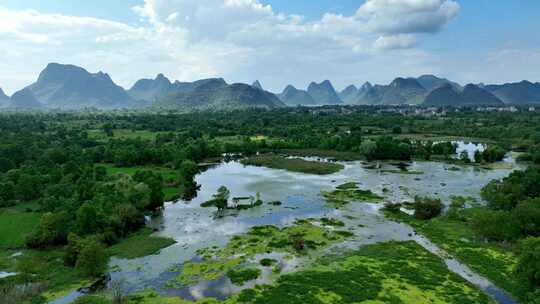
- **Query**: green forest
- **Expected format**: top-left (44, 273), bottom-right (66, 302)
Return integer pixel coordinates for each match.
top-left (1, 107), bottom-right (539, 304)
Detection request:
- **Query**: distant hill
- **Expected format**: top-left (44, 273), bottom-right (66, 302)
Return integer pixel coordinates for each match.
top-left (0, 88), bottom-right (10, 108)
top-left (307, 80), bottom-right (343, 104)
top-left (9, 88), bottom-right (44, 109)
top-left (424, 84), bottom-right (464, 106)
top-left (16, 63), bottom-right (138, 109)
top-left (278, 85), bottom-right (316, 105)
top-left (155, 79), bottom-right (285, 110)
top-left (461, 84), bottom-right (504, 105)
top-left (252, 80), bottom-right (263, 90)
top-left (6, 64), bottom-right (540, 110)
top-left (485, 81), bottom-right (540, 104)
top-left (128, 74), bottom-right (173, 102)
top-left (417, 75), bottom-right (462, 91)
top-left (424, 83), bottom-right (503, 106)
top-left (339, 85), bottom-right (359, 104)
top-left (356, 78), bottom-right (427, 105)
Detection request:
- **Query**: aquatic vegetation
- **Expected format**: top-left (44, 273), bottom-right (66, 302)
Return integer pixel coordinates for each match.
top-left (230, 241), bottom-right (492, 304)
top-left (321, 182), bottom-right (383, 207)
top-left (260, 258), bottom-right (277, 267)
top-left (386, 209), bottom-right (522, 299)
top-left (170, 220), bottom-right (353, 287)
top-left (125, 289), bottom-right (224, 303)
top-left (381, 169), bottom-right (424, 175)
top-left (175, 258), bottom-right (242, 286)
top-left (319, 217), bottom-right (345, 227)
top-left (108, 228), bottom-right (176, 259)
top-left (226, 267), bottom-right (261, 285)
top-left (241, 155), bottom-right (344, 175)
top-left (73, 295), bottom-right (112, 304)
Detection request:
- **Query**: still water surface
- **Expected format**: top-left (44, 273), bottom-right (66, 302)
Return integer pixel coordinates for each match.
top-left (102, 145), bottom-right (520, 303)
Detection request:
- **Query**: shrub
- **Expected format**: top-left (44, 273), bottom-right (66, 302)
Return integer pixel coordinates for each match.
top-left (512, 198), bottom-right (540, 237)
top-left (515, 237), bottom-right (540, 291)
top-left (226, 268), bottom-right (261, 285)
top-left (260, 258), bottom-right (277, 267)
top-left (471, 209), bottom-right (520, 242)
top-left (382, 203), bottom-right (401, 213)
top-left (76, 240), bottom-right (109, 278)
top-left (413, 197), bottom-right (443, 220)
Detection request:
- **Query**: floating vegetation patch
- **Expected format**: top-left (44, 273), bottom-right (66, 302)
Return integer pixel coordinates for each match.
top-left (168, 219), bottom-right (353, 287)
top-left (241, 155), bottom-right (344, 175)
top-left (226, 268), bottom-right (261, 285)
top-left (260, 258), bottom-right (277, 267)
top-left (319, 218), bottom-right (345, 227)
top-left (172, 258), bottom-right (243, 286)
top-left (229, 241), bottom-right (492, 304)
top-left (381, 169), bottom-right (424, 175)
top-left (321, 182), bottom-right (383, 208)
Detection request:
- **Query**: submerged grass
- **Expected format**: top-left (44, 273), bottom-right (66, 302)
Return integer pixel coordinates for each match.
top-left (385, 209), bottom-right (522, 300)
top-left (108, 228), bottom-right (176, 259)
top-left (241, 155), bottom-right (344, 175)
top-left (321, 182), bottom-right (383, 208)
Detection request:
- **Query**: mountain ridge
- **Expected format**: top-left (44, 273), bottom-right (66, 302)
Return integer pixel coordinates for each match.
top-left (424, 83), bottom-right (503, 106)
top-left (19, 63), bottom-right (138, 109)
top-left (307, 80), bottom-right (343, 104)
top-left (155, 80), bottom-right (285, 110)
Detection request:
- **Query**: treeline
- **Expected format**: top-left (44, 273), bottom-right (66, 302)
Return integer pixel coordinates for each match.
top-left (475, 167), bottom-right (540, 298)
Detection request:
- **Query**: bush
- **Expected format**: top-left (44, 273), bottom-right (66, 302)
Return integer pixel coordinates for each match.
top-left (413, 197), bottom-right (443, 220)
top-left (76, 240), bottom-right (109, 278)
top-left (471, 209), bottom-right (520, 242)
top-left (513, 198), bottom-right (540, 237)
top-left (226, 268), bottom-right (261, 285)
top-left (260, 258), bottom-right (277, 267)
top-left (25, 212), bottom-right (71, 249)
top-left (382, 202), bottom-right (402, 213)
top-left (481, 167), bottom-right (540, 211)
top-left (515, 237), bottom-right (540, 291)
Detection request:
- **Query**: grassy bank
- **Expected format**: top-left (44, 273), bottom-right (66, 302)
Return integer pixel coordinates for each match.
top-left (241, 155), bottom-right (344, 175)
top-left (109, 228), bottom-right (176, 259)
top-left (0, 210), bottom-right (41, 250)
top-left (385, 209), bottom-right (522, 299)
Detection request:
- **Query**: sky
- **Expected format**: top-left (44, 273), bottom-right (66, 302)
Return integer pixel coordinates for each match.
top-left (1, 0), bottom-right (540, 95)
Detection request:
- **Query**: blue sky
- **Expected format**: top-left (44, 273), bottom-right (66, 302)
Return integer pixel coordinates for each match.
top-left (1, 0), bottom-right (539, 94)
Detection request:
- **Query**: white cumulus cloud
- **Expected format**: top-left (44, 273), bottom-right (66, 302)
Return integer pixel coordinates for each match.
top-left (0, 0), bottom-right (462, 94)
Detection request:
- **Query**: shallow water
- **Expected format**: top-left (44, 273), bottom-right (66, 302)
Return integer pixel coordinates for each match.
top-left (105, 150), bottom-right (521, 303)
top-left (0, 271), bottom-right (17, 279)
